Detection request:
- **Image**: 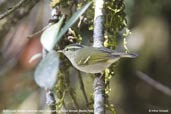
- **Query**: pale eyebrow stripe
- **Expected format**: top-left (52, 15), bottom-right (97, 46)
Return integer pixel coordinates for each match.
top-left (67, 46), bottom-right (83, 49)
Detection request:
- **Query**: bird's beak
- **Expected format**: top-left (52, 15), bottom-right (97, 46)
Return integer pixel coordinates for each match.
top-left (57, 50), bottom-right (63, 53)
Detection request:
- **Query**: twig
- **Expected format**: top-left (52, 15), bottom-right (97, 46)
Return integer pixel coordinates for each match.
top-left (136, 71), bottom-right (171, 96)
top-left (93, 0), bottom-right (105, 114)
top-left (77, 70), bottom-right (90, 109)
top-left (27, 24), bottom-right (51, 39)
top-left (0, 0), bottom-right (27, 20)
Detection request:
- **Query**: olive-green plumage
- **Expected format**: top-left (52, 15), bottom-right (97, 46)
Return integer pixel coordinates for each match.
top-left (59, 44), bottom-right (137, 73)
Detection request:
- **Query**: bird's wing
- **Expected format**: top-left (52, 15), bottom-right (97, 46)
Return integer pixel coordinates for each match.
top-left (75, 47), bottom-right (113, 66)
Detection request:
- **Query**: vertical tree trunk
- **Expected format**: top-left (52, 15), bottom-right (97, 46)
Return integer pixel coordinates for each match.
top-left (93, 0), bottom-right (105, 114)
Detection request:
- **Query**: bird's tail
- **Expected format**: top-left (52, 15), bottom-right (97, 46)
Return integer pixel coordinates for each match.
top-left (112, 52), bottom-right (138, 58)
top-left (120, 52), bottom-right (138, 58)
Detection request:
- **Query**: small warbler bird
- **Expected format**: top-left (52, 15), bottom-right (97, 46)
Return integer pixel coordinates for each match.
top-left (58, 44), bottom-right (137, 73)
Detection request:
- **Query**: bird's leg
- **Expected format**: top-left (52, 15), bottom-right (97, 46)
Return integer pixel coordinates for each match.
top-left (99, 72), bottom-right (104, 80)
top-left (95, 73), bottom-right (104, 82)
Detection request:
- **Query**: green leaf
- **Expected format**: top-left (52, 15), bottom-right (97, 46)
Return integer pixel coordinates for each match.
top-left (56, 2), bottom-right (92, 41)
top-left (40, 15), bottom-right (65, 51)
top-left (34, 51), bottom-right (59, 89)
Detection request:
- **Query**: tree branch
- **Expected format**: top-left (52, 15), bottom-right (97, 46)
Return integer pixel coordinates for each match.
top-left (94, 74), bottom-right (105, 114)
top-left (93, 0), bottom-right (105, 114)
top-left (136, 71), bottom-right (171, 96)
top-left (0, 0), bottom-right (27, 20)
top-left (93, 0), bottom-right (105, 48)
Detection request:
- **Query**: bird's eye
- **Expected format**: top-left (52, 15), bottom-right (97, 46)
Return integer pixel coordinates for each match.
top-left (65, 48), bottom-right (69, 51)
